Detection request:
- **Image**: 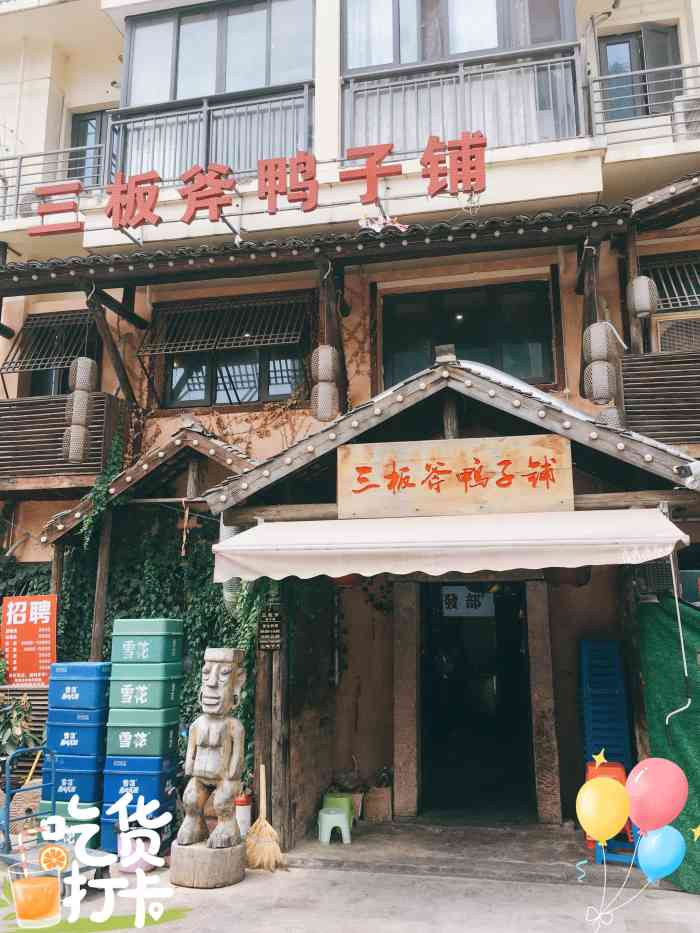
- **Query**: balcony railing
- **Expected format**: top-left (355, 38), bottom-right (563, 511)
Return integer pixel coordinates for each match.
top-left (0, 393), bottom-right (125, 482)
top-left (109, 84), bottom-right (314, 186)
top-left (0, 144), bottom-right (103, 222)
top-left (343, 48), bottom-right (583, 158)
top-left (591, 63), bottom-right (700, 146)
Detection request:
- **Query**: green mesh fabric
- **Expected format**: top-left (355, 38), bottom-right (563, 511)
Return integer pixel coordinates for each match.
top-left (637, 594), bottom-right (700, 893)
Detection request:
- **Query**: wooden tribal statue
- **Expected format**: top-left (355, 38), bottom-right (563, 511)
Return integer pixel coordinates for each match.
top-left (177, 647), bottom-right (246, 849)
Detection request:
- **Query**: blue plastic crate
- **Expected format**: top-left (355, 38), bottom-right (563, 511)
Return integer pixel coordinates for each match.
top-left (104, 756), bottom-right (176, 805)
top-left (48, 663), bottom-right (111, 710)
top-left (579, 639), bottom-right (633, 771)
top-left (100, 799), bottom-right (176, 854)
top-left (42, 753), bottom-right (105, 803)
top-left (47, 707), bottom-right (108, 756)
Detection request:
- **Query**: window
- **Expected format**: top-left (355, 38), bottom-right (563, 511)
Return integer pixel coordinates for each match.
top-left (640, 253), bottom-right (700, 312)
top-left (599, 24), bottom-right (681, 120)
top-left (343, 0), bottom-right (575, 71)
top-left (382, 282), bottom-right (556, 388)
top-left (70, 111), bottom-right (109, 189)
top-left (139, 291), bottom-right (315, 408)
top-left (0, 311), bottom-right (100, 398)
top-left (127, 0), bottom-right (314, 106)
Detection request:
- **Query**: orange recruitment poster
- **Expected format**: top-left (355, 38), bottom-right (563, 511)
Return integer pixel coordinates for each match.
top-left (1, 594), bottom-right (57, 687)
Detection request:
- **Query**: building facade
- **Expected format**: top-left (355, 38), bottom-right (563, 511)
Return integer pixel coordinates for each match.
top-left (1, 0), bottom-right (700, 848)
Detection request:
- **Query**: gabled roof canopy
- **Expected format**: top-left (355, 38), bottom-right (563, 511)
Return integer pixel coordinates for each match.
top-left (203, 360), bottom-right (698, 515)
top-left (41, 420), bottom-right (255, 545)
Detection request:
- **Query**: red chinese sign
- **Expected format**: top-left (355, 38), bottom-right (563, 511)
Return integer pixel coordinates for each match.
top-left (30, 132), bottom-right (487, 235)
top-left (1, 595), bottom-right (57, 687)
top-left (339, 435), bottom-right (573, 520)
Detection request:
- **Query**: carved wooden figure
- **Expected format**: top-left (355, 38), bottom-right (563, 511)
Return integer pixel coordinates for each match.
top-left (177, 647), bottom-right (246, 849)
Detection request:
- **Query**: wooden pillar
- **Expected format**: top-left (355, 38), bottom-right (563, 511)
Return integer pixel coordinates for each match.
top-left (270, 613), bottom-right (291, 850)
top-left (89, 510), bottom-right (113, 661)
top-left (526, 580), bottom-right (562, 824)
top-left (50, 543), bottom-right (64, 595)
top-left (619, 567), bottom-right (650, 760)
top-left (626, 232), bottom-right (644, 354)
top-left (393, 580), bottom-right (421, 818)
top-left (89, 297), bottom-right (138, 408)
top-left (254, 650), bottom-right (272, 829)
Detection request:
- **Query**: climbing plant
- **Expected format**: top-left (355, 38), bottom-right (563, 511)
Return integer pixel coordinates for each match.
top-left (81, 425), bottom-right (126, 550)
top-left (57, 507), bottom-right (262, 781)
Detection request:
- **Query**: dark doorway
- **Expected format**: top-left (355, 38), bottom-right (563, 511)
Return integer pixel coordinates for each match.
top-left (421, 582), bottom-right (536, 823)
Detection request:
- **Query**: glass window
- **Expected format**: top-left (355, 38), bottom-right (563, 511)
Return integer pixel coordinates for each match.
top-left (346, 0), bottom-right (394, 70)
top-left (177, 12), bottom-right (218, 99)
top-left (226, 5), bottom-right (268, 92)
top-left (168, 355), bottom-right (209, 405)
top-left (528, 0), bottom-right (562, 45)
top-left (383, 283), bottom-right (555, 387)
top-left (271, 0), bottom-right (314, 84)
top-left (448, 0), bottom-right (498, 54)
top-left (129, 18), bottom-right (174, 106)
top-left (215, 351), bottom-right (260, 404)
top-left (268, 350), bottom-right (304, 397)
top-left (399, 0), bottom-right (419, 63)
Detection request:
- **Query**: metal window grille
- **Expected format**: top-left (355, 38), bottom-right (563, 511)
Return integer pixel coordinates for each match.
top-left (640, 254), bottom-right (700, 312)
top-left (139, 291), bottom-right (317, 357)
top-left (0, 311), bottom-right (96, 374)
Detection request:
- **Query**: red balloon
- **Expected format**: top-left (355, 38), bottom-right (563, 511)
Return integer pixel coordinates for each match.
top-left (626, 758), bottom-right (688, 833)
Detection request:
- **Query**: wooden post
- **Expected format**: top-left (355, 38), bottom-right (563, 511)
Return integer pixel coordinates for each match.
top-left (89, 297), bottom-right (138, 408)
top-left (626, 232), bottom-right (644, 354)
top-left (89, 510), bottom-right (113, 661)
top-left (270, 621), bottom-right (291, 850)
top-left (393, 580), bottom-right (421, 818)
top-left (50, 543), bottom-right (64, 595)
top-left (526, 580), bottom-right (562, 824)
top-left (443, 396), bottom-right (459, 439)
top-left (253, 650), bottom-right (272, 828)
top-left (619, 566), bottom-right (650, 759)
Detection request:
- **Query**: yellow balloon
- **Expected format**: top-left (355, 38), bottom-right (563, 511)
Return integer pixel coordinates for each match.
top-left (576, 777), bottom-right (630, 844)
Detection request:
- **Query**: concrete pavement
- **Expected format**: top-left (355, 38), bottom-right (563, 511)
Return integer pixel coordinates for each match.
top-left (155, 865), bottom-right (697, 933)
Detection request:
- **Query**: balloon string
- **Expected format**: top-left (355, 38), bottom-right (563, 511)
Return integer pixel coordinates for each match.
top-left (607, 881), bottom-right (651, 916)
top-left (586, 844), bottom-right (609, 932)
top-left (600, 835), bottom-right (641, 912)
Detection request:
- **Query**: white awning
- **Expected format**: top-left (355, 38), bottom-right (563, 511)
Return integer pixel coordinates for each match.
top-left (213, 509), bottom-right (688, 582)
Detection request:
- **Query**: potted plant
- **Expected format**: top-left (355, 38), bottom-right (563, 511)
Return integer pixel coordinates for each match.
top-left (0, 693), bottom-right (41, 790)
top-left (363, 767), bottom-right (393, 823)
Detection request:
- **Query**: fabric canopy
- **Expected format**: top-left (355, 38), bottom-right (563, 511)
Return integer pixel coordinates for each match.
top-left (212, 509), bottom-right (688, 582)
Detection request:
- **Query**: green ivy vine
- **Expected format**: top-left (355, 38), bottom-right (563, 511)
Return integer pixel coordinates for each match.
top-left (81, 424), bottom-right (126, 550)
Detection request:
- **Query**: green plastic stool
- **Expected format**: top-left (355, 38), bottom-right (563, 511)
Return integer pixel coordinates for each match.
top-left (323, 792), bottom-right (355, 827)
top-left (318, 807), bottom-right (351, 845)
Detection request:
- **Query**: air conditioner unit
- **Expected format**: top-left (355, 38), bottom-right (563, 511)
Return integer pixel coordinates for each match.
top-left (652, 311), bottom-right (700, 353)
top-left (672, 94), bottom-right (700, 141)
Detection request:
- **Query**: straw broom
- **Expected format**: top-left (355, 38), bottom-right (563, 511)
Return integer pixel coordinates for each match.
top-left (245, 764), bottom-right (287, 870)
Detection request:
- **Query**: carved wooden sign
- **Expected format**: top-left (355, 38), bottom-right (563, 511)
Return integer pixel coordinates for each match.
top-left (338, 435), bottom-right (574, 520)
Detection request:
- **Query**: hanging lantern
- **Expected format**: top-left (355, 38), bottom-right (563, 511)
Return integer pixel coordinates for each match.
top-left (311, 344), bottom-right (341, 422)
top-left (595, 406), bottom-right (626, 429)
top-left (583, 322), bottom-right (625, 364)
top-left (69, 356), bottom-right (98, 392)
top-left (62, 425), bottom-right (89, 463)
top-left (65, 388), bottom-right (92, 427)
top-left (583, 361), bottom-right (618, 406)
top-left (627, 276), bottom-right (659, 319)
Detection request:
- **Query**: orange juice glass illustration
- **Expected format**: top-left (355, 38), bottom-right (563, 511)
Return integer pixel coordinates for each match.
top-left (8, 864), bottom-right (61, 929)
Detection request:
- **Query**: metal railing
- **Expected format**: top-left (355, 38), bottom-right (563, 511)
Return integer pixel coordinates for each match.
top-left (0, 393), bottom-right (125, 481)
top-left (591, 62), bottom-right (700, 145)
top-left (343, 48), bottom-right (583, 157)
top-left (109, 83), bottom-right (314, 185)
top-left (0, 144), bottom-right (103, 222)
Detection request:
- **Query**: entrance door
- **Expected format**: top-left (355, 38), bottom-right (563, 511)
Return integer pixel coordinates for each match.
top-left (421, 582), bottom-right (536, 822)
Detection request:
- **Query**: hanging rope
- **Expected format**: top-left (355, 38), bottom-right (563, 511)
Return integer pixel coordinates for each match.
top-left (665, 554), bottom-right (692, 736)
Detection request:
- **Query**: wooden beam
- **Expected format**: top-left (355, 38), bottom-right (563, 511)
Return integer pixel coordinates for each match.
top-left (89, 510), bottom-right (113, 661)
top-left (625, 232), bottom-right (644, 354)
top-left (0, 322), bottom-right (14, 340)
top-left (526, 580), bottom-right (562, 824)
top-left (50, 543), bottom-right (64, 595)
top-left (89, 298), bottom-right (138, 407)
top-left (94, 288), bottom-right (148, 330)
top-left (442, 396), bottom-right (459, 439)
top-left (223, 489), bottom-right (700, 525)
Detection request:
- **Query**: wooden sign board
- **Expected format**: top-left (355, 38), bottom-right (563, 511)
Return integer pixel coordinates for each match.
top-left (1, 594), bottom-right (57, 687)
top-left (338, 435), bottom-right (573, 520)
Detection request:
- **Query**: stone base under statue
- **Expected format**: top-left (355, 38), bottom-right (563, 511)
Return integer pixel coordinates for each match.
top-left (169, 841), bottom-right (246, 888)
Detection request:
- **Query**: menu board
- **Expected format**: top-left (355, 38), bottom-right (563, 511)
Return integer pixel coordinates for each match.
top-left (1, 595), bottom-right (57, 687)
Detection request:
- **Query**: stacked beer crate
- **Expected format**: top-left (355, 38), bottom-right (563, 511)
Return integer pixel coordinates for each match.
top-left (102, 619), bottom-right (183, 853)
top-left (43, 662), bottom-right (111, 843)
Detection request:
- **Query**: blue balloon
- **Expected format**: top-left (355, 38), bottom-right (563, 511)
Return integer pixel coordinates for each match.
top-left (638, 826), bottom-right (687, 882)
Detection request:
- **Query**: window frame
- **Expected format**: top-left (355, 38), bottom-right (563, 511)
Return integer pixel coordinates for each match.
top-left (123, 0), bottom-right (315, 108)
top-left (341, 0), bottom-right (576, 76)
top-left (163, 346), bottom-right (307, 409)
top-left (375, 272), bottom-right (564, 393)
